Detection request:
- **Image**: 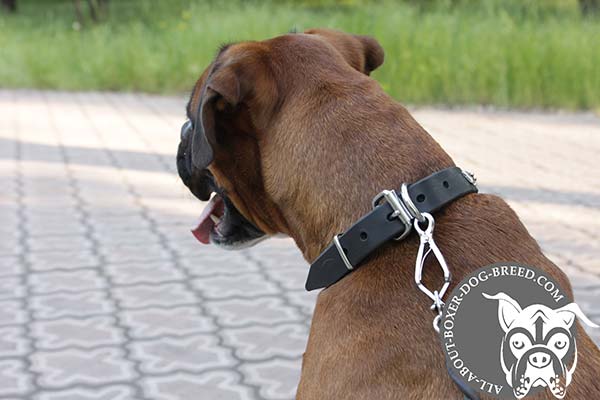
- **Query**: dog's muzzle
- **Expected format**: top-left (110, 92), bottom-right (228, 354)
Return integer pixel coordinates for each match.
top-left (504, 332), bottom-right (572, 399)
top-left (176, 120), bottom-right (265, 248)
top-left (177, 120), bottom-right (212, 201)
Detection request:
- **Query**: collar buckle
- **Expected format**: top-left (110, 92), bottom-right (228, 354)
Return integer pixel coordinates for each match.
top-left (371, 183), bottom-right (424, 241)
top-left (371, 189), bottom-right (413, 241)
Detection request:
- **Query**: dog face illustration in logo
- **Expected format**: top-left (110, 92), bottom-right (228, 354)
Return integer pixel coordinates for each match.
top-left (484, 292), bottom-right (598, 399)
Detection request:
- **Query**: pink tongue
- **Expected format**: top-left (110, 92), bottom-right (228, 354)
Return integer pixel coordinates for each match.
top-left (191, 196), bottom-right (218, 245)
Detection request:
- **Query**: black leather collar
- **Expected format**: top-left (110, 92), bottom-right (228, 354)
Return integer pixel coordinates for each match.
top-left (305, 167), bottom-right (478, 291)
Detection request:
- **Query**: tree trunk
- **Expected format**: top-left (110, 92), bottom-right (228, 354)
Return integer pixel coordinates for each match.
top-left (81, 0), bottom-right (109, 24)
top-left (1, 0), bottom-right (17, 12)
top-left (98, 0), bottom-right (109, 17)
top-left (580, 0), bottom-right (599, 14)
top-left (86, 0), bottom-right (98, 22)
top-left (74, 0), bottom-right (85, 27)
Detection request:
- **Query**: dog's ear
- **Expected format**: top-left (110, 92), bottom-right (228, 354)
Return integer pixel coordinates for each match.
top-left (483, 292), bottom-right (523, 332)
top-left (191, 58), bottom-right (275, 170)
top-left (555, 303), bottom-right (599, 329)
top-left (304, 28), bottom-right (384, 75)
top-left (191, 65), bottom-right (241, 170)
top-left (356, 34), bottom-right (385, 74)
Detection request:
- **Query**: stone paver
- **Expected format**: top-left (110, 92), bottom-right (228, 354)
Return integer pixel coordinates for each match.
top-left (0, 90), bottom-right (598, 399)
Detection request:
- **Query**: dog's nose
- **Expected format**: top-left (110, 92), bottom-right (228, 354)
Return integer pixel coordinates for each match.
top-left (180, 120), bottom-right (192, 141)
top-left (528, 352), bottom-right (551, 369)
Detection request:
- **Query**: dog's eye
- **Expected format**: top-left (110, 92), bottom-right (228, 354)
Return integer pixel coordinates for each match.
top-left (548, 332), bottom-right (570, 353)
top-left (512, 340), bottom-right (525, 350)
top-left (509, 332), bottom-right (531, 352)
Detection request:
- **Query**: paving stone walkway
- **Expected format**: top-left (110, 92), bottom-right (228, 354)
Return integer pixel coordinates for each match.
top-left (0, 90), bottom-right (598, 400)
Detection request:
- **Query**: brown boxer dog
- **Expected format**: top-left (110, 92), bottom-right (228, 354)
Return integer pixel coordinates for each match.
top-left (176, 28), bottom-right (600, 399)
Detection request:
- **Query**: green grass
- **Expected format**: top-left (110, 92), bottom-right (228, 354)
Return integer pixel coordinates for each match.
top-left (1, 0), bottom-right (599, 110)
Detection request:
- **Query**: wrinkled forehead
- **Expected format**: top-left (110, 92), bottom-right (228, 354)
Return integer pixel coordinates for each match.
top-left (186, 43), bottom-right (238, 120)
top-left (186, 42), bottom-right (251, 120)
top-left (513, 305), bottom-right (570, 336)
top-left (185, 32), bottom-right (350, 122)
top-left (186, 66), bottom-right (210, 121)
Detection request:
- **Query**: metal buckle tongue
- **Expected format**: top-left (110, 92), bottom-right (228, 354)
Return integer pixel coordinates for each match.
top-left (414, 212), bottom-right (451, 332)
top-left (372, 184), bottom-right (422, 241)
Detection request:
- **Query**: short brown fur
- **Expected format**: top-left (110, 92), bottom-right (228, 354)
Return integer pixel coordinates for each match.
top-left (186, 28), bottom-right (600, 399)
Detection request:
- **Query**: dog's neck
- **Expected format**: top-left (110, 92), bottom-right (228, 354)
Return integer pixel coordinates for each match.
top-left (275, 86), bottom-right (455, 262)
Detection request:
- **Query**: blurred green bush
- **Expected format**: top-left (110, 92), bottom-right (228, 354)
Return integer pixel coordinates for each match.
top-left (0, 0), bottom-right (598, 110)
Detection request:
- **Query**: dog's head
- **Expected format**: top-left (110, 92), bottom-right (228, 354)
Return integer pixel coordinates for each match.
top-left (177, 28), bottom-right (385, 250)
top-left (484, 292), bottom-right (599, 399)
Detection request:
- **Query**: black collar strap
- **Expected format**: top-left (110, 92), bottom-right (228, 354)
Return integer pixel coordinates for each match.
top-left (305, 167), bottom-right (478, 291)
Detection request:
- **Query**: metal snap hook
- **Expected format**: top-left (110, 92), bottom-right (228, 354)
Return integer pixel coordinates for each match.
top-left (414, 212), bottom-right (435, 236)
top-left (414, 213), bottom-right (451, 310)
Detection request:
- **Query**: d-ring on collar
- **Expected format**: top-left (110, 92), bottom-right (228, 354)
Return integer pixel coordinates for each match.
top-left (305, 166), bottom-right (478, 291)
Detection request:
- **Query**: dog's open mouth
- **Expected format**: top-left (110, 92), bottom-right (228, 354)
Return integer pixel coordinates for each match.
top-left (191, 192), bottom-right (266, 249)
top-left (177, 136), bottom-right (266, 249)
top-left (192, 194), bottom-right (225, 245)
